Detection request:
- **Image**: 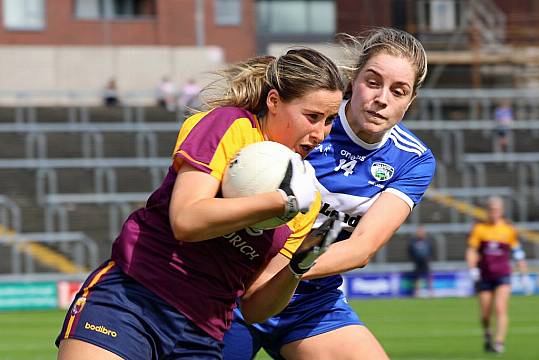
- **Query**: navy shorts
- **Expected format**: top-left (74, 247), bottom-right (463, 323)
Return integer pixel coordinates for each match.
top-left (412, 261), bottom-right (430, 279)
top-left (222, 288), bottom-right (363, 360)
top-left (56, 260), bottom-right (223, 359)
top-left (476, 275), bottom-right (512, 292)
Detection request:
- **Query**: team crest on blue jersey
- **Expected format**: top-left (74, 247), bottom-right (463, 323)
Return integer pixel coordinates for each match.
top-left (370, 162), bottom-right (394, 182)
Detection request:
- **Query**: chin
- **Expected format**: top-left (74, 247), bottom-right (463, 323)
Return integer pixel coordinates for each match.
top-left (294, 148), bottom-right (307, 158)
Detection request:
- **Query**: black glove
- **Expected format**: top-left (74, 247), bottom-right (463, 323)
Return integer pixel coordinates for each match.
top-left (289, 215), bottom-right (343, 278)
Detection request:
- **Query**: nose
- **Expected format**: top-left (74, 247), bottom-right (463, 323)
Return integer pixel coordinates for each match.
top-left (375, 87), bottom-right (389, 107)
top-left (310, 120), bottom-right (327, 144)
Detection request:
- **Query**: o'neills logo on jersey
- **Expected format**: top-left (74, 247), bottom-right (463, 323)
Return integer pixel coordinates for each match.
top-left (84, 322), bottom-right (118, 337)
top-left (370, 162), bottom-right (394, 182)
top-left (223, 232), bottom-right (260, 260)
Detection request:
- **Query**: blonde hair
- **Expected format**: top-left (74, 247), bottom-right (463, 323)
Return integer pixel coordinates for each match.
top-left (338, 28), bottom-right (428, 97)
top-left (202, 48), bottom-right (344, 116)
top-left (487, 196), bottom-right (504, 209)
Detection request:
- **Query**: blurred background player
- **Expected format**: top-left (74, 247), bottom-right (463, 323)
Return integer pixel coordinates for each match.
top-left (466, 196), bottom-right (530, 354)
top-left (102, 78), bottom-right (120, 107)
top-left (156, 76), bottom-right (178, 112)
top-left (178, 78), bottom-right (202, 118)
top-left (223, 27), bottom-right (435, 360)
top-left (56, 48), bottom-right (344, 359)
top-left (493, 99), bottom-right (513, 153)
top-left (408, 225), bottom-right (434, 297)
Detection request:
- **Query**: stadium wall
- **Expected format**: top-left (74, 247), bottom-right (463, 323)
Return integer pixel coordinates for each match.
top-left (0, 45), bottom-right (224, 105)
top-left (0, 271), bottom-right (537, 311)
top-left (342, 271), bottom-right (539, 298)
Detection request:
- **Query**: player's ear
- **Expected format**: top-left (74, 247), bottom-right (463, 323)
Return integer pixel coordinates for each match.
top-left (405, 94), bottom-right (417, 112)
top-left (266, 89), bottom-right (280, 115)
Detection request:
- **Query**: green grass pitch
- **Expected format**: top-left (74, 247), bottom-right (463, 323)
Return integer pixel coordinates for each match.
top-left (0, 296), bottom-right (537, 360)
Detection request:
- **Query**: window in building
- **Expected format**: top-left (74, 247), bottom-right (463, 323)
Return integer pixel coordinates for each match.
top-left (75, 0), bottom-right (100, 18)
top-left (215, 0), bottom-right (242, 26)
top-left (3, 0), bottom-right (46, 30)
top-left (429, 0), bottom-right (456, 32)
top-left (257, 0), bottom-right (335, 35)
top-left (74, 0), bottom-right (156, 19)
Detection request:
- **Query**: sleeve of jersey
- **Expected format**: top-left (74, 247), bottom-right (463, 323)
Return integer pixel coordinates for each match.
top-left (279, 192), bottom-right (322, 259)
top-left (467, 224), bottom-right (481, 248)
top-left (384, 149), bottom-right (436, 210)
top-left (171, 108), bottom-right (259, 181)
top-left (509, 226), bottom-right (520, 249)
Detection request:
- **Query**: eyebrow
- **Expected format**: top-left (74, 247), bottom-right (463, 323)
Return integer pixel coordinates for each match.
top-left (303, 108), bottom-right (326, 115)
top-left (365, 68), bottom-right (412, 89)
top-left (304, 109), bottom-right (339, 118)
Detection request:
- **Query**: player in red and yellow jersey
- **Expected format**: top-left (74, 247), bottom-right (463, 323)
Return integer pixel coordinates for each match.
top-left (56, 49), bottom-right (344, 360)
top-left (466, 196), bottom-right (529, 354)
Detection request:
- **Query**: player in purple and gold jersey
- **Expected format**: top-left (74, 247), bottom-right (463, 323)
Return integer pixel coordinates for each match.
top-left (466, 196), bottom-right (530, 353)
top-left (56, 49), bottom-right (344, 359)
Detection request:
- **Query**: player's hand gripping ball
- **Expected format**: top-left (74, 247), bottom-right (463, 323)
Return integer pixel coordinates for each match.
top-left (222, 141), bottom-right (317, 229)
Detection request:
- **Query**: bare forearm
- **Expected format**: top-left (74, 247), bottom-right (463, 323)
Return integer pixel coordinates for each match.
top-left (465, 248), bottom-right (478, 268)
top-left (171, 191), bottom-right (284, 241)
top-left (302, 193), bottom-right (410, 280)
top-left (240, 266), bottom-right (299, 324)
top-left (301, 234), bottom-right (379, 280)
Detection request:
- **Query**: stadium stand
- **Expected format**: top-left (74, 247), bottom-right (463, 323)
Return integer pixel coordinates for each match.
top-left (0, 92), bottom-right (538, 276)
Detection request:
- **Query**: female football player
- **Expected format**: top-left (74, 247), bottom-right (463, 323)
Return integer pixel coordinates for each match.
top-left (56, 49), bottom-right (344, 359)
top-left (223, 27), bottom-right (436, 360)
top-left (466, 196), bottom-right (530, 354)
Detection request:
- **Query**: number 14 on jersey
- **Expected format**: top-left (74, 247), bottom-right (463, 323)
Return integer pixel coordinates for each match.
top-left (334, 158), bottom-right (357, 176)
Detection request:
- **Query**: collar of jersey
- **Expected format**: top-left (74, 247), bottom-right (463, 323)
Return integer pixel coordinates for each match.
top-left (338, 99), bottom-right (392, 150)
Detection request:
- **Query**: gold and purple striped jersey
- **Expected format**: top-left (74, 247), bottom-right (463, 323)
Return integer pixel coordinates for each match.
top-left (111, 107), bottom-right (319, 340)
top-left (468, 220), bottom-right (519, 280)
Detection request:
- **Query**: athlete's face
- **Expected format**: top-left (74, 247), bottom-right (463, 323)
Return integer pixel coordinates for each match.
top-left (347, 51), bottom-right (416, 143)
top-left (487, 199), bottom-right (504, 223)
top-left (264, 88), bottom-right (342, 158)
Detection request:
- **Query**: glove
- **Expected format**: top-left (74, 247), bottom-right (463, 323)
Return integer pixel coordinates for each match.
top-left (277, 154), bottom-right (317, 221)
top-left (469, 267), bottom-right (480, 282)
top-left (289, 215), bottom-right (343, 278)
top-left (521, 274), bottom-right (534, 295)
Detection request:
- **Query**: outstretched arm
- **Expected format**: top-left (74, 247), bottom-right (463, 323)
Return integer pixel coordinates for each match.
top-left (302, 192), bottom-right (411, 279)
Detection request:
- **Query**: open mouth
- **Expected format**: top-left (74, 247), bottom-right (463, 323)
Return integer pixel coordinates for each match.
top-left (297, 144), bottom-right (315, 158)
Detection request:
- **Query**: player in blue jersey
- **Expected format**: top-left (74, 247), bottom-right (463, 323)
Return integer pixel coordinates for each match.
top-left (56, 49), bottom-right (345, 359)
top-left (223, 27), bottom-right (436, 360)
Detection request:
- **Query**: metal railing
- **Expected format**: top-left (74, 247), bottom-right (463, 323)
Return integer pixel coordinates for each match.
top-left (44, 192), bottom-right (151, 242)
top-left (0, 195), bottom-right (21, 233)
top-left (0, 231), bottom-right (99, 274)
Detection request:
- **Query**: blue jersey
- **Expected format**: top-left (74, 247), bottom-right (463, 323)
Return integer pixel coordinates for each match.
top-left (298, 99), bottom-right (436, 293)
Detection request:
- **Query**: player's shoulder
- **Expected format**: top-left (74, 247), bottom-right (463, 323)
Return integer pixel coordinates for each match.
top-left (179, 106), bottom-right (259, 146)
top-left (198, 106), bottom-right (257, 128)
top-left (387, 123), bottom-right (432, 159)
top-left (176, 107), bottom-right (262, 162)
top-left (471, 220), bottom-right (490, 232)
top-left (501, 219), bottom-right (517, 230)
